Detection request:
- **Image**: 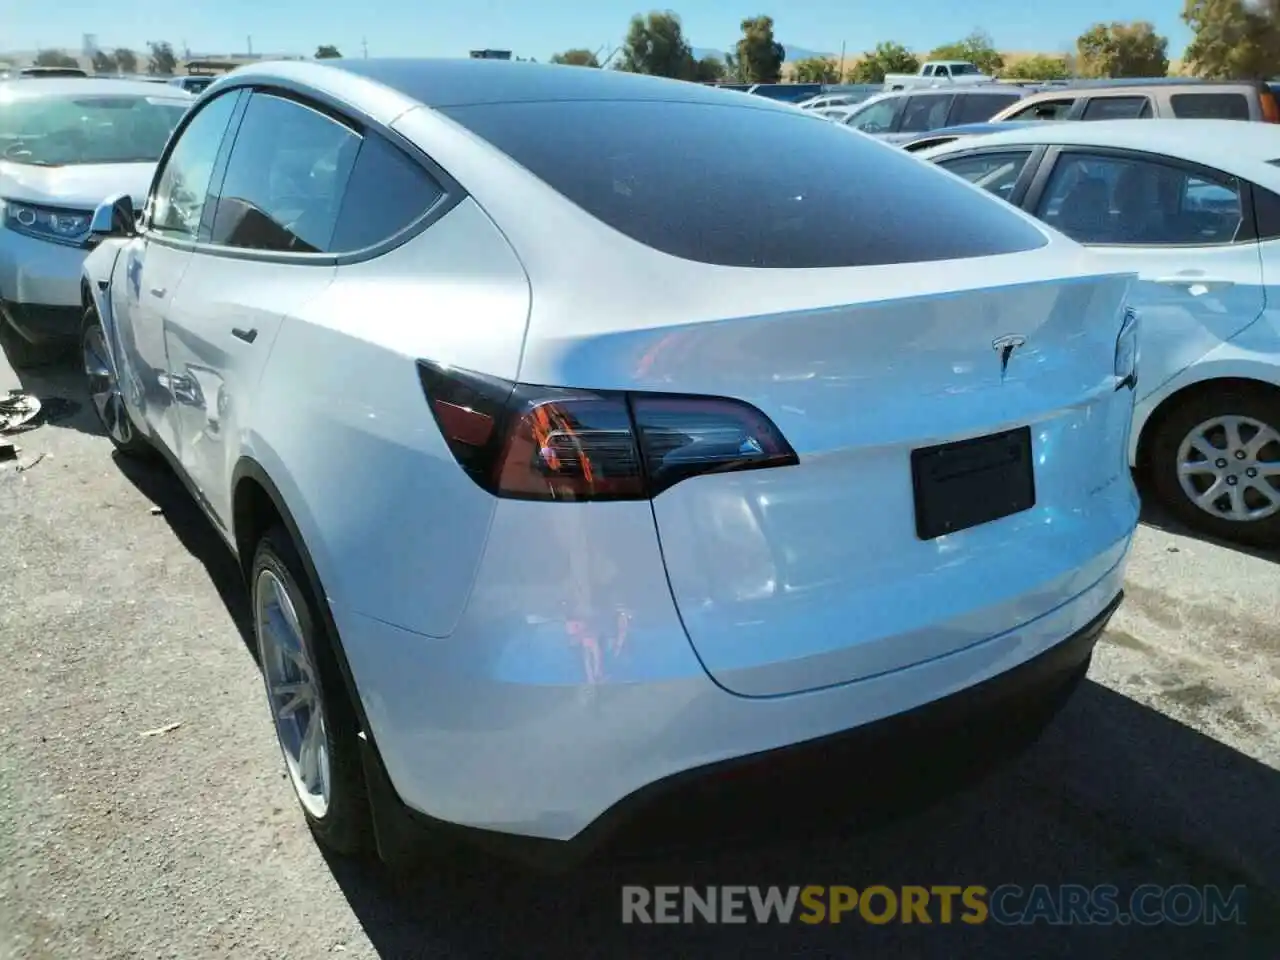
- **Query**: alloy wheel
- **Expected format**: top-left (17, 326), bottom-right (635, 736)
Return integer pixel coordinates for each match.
top-left (1175, 414), bottom-right (1280, 524)
top-left (255, 569), bottom-right (331, 818)
top-left (83, 324), bottom-right (134, 446)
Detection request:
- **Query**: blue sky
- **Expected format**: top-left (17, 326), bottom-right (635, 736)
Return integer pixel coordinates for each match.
top-left (9, 0), bottom-right (1195, 61)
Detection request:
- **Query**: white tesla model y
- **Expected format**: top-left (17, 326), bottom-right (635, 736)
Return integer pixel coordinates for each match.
top-left (79, 59), bottom-right (1141, 864)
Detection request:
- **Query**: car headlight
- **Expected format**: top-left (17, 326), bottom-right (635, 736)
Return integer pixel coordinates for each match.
top-left (0, 197), bottom-right (94, 245)
top-left (1114, 306), bottom-right (1139, 391)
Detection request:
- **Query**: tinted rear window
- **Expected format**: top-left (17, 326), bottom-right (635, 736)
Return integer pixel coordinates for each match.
top-left (1081, 96), bottom-right (1152, 120)
top-left (949, 92), bottom-right (1022, 125)
top-left (440, 100), bottom-right (1047, 268)
top-left (1170, 92), bottom-right (1250, 120)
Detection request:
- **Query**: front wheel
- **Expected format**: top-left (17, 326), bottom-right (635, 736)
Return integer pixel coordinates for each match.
top-left (1148, 384), bottom-right (1280, 547)
top-left (82, 307), bottom-right (151, 456)
top-left (252, 525), bottom-right (374, 856)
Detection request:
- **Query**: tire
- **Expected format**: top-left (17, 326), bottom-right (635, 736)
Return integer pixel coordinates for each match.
top-left (81, 307), bottom-right (153, 457)
top-left (1147, 384), bottom-right (1280, 547)
top-left (251, 525), bottom-right (374, 856)
top-left (1, 313), bottom-right (65, 369)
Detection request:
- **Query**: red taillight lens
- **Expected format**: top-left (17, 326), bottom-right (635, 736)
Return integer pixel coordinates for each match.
top-left (418, 360), bottom-right (798, 501)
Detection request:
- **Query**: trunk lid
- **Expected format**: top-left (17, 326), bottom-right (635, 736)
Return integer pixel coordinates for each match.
top-left (519, 253), bottom-right (1139, 698)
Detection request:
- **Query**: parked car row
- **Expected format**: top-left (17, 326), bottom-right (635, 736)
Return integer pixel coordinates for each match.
top-left (827, 77), bottom-right (1280, 149)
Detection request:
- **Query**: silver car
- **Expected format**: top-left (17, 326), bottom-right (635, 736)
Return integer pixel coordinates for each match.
top-left (0, 78), bottom-right (191, 366)
top-left (835, 88), bottom-right (1025, 145)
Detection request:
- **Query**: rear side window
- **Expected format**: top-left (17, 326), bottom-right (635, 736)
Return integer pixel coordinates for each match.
top-left (1034, 152), bottom-right (1243, 245)
top-left (1170, 93), bottom-right (1250, 120)
top-left (1081, 96), bottom-right (1153, 120)
top-left (846, 96), bottom-right (903, 133)
top-left (330, 135), bottom-right (446, 252)
top-left (1006, 98), bottom-right (1074, 121)
top-left (935, 150), bottom-right (1035, 202)
top-left (441, 100), bottom-right (1048, 268)
top-left (211, 93), bottom-right (360, 253)
top-left (899, 95), bottom-right (954, 133)
top-left (949, 92), bottom-right (1022, 125)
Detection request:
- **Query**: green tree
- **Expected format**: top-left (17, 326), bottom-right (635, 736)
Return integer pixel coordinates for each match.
top-left (694, 55), bottom-right (726, 81)
top-left (619, 10), bottom-right (695, 78)
top-left (791, 56), bottom-right (841, 83)
top-left (929, 29), bottom-right (1005, 75)
top-left (550, 48), bottom-right (602, 67)
top-left (114, 48), bottom-right (139, 74)
top-left (735, 15), bottom-right (785, 83)
top-left (91, 50), bottom-right (117, 73)
top-left (147, 41), bottom-right (177, 76)
top-left (315, 45), bottom-right (342, 59)
top-left (1003, 54), bottom-right (1071, 80)
top-left (722, 51), bottom-right (747, 81)
top-left (1183, 0), bottom-right (1280, 79)
top-left (33, 49), bottom-right (79, 68)
top-left (846, 41), bottom-right (918, 83)
top-left (1076, 21), bottom-right (1169, 77)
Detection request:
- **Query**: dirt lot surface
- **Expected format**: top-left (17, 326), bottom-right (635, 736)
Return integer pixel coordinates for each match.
top-left (2, 357), bottom-right (1278, 958)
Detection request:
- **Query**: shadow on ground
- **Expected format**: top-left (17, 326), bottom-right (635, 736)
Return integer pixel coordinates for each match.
top-left (107, 454), bottom-right (1280, 958)
top-left (1139, 496), bottom-right (1279, 566)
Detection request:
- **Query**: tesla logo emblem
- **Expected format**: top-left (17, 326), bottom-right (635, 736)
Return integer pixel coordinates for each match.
top-left (992, 334), bottom-right (1027, 380)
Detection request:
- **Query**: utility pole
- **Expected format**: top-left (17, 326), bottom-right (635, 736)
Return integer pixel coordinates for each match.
top-left (838, 40), bottom-right (846, 82)
top-left (362, 37), bottom-right (368, 58)
top-left (246, 35), bottom-right (253, 56)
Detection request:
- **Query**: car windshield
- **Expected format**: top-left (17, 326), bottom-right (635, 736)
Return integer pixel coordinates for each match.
top-left (0, 93), bottom-right (189, 166)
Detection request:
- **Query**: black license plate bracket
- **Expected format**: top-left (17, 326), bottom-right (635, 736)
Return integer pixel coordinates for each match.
top-left (911, 426), bottom-right (1036, 541)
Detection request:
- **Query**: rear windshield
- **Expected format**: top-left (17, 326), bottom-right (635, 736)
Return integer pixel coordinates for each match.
top-left (441, 99), bottom-right (1048, 268)
top-left (1170, 92), bottom-right (1250, 120)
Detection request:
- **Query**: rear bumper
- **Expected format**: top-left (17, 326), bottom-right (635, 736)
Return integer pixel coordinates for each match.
top-left (335, 525), bottom-right (1130, 848)
top-left (363, 589), bottom-right (1121, 868)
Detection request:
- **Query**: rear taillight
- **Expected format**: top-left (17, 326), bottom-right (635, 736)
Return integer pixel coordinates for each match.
top-left (1261, 86), bottom-right (1280, 123)
top-left (418, 361), bottom-right (798, 501)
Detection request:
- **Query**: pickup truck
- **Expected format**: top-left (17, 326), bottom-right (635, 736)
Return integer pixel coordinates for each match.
top-left (883, 60), bottom-right (993, 91)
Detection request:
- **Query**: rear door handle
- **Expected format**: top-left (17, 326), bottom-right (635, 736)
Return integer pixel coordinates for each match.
top-left (231, 327), bottom-right (258, 344)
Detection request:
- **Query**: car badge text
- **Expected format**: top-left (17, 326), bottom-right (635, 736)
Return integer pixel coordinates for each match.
top-left (992, 334), bottom-right (1027, 380)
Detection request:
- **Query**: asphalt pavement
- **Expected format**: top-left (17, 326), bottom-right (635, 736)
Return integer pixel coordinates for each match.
top-left (1, 353), bottom-right (1278, 959)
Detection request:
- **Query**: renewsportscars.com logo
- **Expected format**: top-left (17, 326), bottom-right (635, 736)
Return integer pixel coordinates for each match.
top-left (621, 884), bottom-right (1249, 926)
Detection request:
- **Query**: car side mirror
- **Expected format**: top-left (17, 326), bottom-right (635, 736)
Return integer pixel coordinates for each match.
top-left (88, 193), bottom-right (137, 243)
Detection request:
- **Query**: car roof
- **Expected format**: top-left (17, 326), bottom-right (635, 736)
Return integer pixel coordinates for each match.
top-left (0, 77), bottom-right (195, 99)
top-left (917, 118), bottom-right (1280, 181)
top-left (304, 58), bottom-right (802, 110)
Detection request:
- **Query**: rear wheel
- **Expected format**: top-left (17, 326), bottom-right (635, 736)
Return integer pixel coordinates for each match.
top-left (1148, 384), bottom-right (1280, 547)
top-left (82, 307), bottom-right (152, 457)
top-left (252, 525), bottom-right (374, 856)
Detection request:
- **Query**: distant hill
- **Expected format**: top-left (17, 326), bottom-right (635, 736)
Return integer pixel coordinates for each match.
top-left (691, 44), bottom-right (832, 65)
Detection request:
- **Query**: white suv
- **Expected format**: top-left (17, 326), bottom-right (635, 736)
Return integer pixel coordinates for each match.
top-left (81, 59), bottom-right (1140, 866)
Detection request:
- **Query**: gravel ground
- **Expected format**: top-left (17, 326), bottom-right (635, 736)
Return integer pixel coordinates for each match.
top-left (2, 355), bottom-right (1278, 959)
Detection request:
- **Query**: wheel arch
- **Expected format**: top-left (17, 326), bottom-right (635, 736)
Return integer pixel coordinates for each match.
top-left (230, 457), bottom-right (373, 740)
top-left (232, 456), bottom-right (431, 857)
top-left (1134, 373), bottom-right (1280, 475)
